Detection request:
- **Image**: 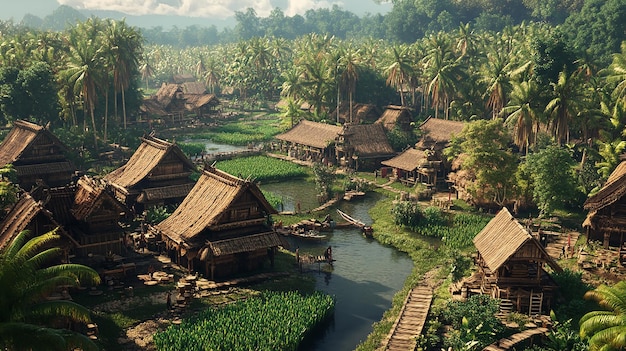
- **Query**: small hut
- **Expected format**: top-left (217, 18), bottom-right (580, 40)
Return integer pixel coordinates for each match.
top-left (583, 156), bottom-right (626, 248)
top-left (0, 119), bottom-right (75, 190)
top-left (184, 94), bottom-right (221, 117)
top-left (275, 120), bottom-right (342, 165)
top-left (336, 123), bottom-right (395, 171)
top-left (417, 117), bottom-right (466, 190)
top-left (467, 207), bottom-right (562, 315)
top-left (155, 83), bottom-right (186, 116)
top-left (381, 148), bottom-right (438, 186)
top-left (104, 135), bottom-right (197, 213)
top-left (153, 166), bottom-right (281, 279)
top-left (330, 102), bottom-right (382, 124)
top-left (375, 105), bottom-right (413, 132)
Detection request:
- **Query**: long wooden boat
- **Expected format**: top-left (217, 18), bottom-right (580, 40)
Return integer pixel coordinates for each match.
top-left (336, 209), bottom-right (366, 227)
top-left (292, 230), bottom-right (327, 241)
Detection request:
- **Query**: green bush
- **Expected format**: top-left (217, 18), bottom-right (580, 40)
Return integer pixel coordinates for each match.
top-left (391, 200), bottom-right (422, 230)
top-left (440, 295), bottom-right (505, 350)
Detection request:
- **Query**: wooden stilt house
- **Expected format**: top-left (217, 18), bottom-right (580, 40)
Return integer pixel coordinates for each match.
top-left (583, 156), bottom-right (626, 249)
top-left (153, 166), bottom-right (282, 280)
top-left (275, 120), bottom-right (342, 165)
top-left (381, 148), bottom-right (436, 186)
top-left (416, 117), bottom-right (465, 189)
top-left (468, 207), bottom-right (562, 315)
top-left (0, 119), bottom-right (75, 190)
top-left (335, 123), bottom-right (395, 171)
top-left (375, 105), bottom-right (413, 132)
top-left (103, 135), bottom-right (197, 214)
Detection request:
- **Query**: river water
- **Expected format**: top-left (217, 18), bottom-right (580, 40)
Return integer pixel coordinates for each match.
top-left (262, 182), bottom-right (414, 351)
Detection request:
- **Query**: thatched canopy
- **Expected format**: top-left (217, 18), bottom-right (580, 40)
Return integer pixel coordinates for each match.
top-left (155, 166), bottom-right (278, 249)
top-left (0, 119), bottom-right (69, 166)
top-left (184, 94), bottom-right (221, 110)
top-left (104, 135), bottom-right (196, 190)
top-left (416, 117), bottom-right (465, 151)
top-left (71, 176), bottom-right (125, 222)
top-left (155, 83), bottom-right (183, 108)
top-left (181, 81), bottom-right (206, 95)
top-left (202, 232), bottom-right (283, 258)
top-left (473, 207), bottom-right (562, 273)
top-left (140, 98), bottom-right (169, 117)
top-left (0, 192), bottom-right (70, 250)
top-left (172, 74), bottom-right (196, 84)
top-left (381, 148), bottom-right (427, 171)
top-left (584, 160), bottom-right (626, 212)
top-left (375, 105), bottom-right (413, 131)
top-left (330, 102), bottom-right (382, 124)
top-left (275, 120), bottom-right (342, 149)
top-left (341, 124), bottom-right (394, 158)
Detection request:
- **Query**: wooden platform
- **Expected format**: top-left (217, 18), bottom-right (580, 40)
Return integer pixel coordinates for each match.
top-left (379, 286), bottom-right (432, 351)
top-left (483, 327), bottom-right (548, 350)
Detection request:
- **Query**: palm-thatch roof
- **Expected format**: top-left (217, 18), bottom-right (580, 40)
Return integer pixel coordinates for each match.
top-left (0, 192), bottom-right (70, 250)
top-left (155, 166), bottom-right (278, 249)
top-left (416, 116), bottom-right (465, 151)
top-left (181, 81), bottom-right (206, 95)
top-left (375, 105), bottom-right (413, 131)
top-left (172, 74), bottom-right (196, 84)
top-left (184, 94), bottom-right (220, 110)
top-left (140, 97), bottom-right (169, 117)
top-left (204, 232), bottom-right (283, 258)
top-left (104, 135), bottom-right (196, 190)
top-left (155, 83), bottom-right (183, 108)
top-left (275, 120), bottom-right (342, 149)
top-left (0, 119), bottom-right (69, 166)
top-left (584, 159), bottom-right (626, 212)
top-left (341, 124), bottom-right (394, 158)
top-left (71, 176), bottom-right (125, 222)
top-left (381, 148), bottom-right (427, 171)
top-left (330, 102), bottom-right (382, 124)
top-left (473, 207), bottom-right (562, 273)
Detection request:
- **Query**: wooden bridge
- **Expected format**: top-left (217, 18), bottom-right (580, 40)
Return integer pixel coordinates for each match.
top-left (483, 327), bottom-right (548, 350)
top-left (379, 286), bottom-right (433, 351)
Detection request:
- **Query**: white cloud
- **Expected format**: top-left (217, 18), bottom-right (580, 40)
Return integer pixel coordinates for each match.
top-left (56, 0), bottom-right (276, 19)
top-left (284, 0), bottom-right (344, 16)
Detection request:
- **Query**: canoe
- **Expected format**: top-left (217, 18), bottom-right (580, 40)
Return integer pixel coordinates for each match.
top-left (336, 209), bottom-right (366, 227)
top-left (292, 230), bottom-right (327, 241)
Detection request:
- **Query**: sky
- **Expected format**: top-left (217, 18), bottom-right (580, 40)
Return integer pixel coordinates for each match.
top-left (2, 0), bottom-right (393, 21)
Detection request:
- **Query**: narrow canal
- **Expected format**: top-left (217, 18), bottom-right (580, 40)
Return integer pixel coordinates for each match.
top-left (262, 182), bottom-right (414, 351)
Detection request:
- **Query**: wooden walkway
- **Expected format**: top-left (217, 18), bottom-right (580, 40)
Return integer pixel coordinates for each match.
top-left (379, 286), bottom-right (433, 351)
top-left (544, 231), bottom-right (580, 260)
top-left (483, 327), bottom-right (548, 350)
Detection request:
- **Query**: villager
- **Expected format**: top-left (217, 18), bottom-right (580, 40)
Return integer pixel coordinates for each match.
top-left (148, 265), bottom-right (155, 279)
top-left (296, 202), bottom-right (301, 213)
top-left (166, 292), bottom-right (172, 310)
top-left (561, 246), bottom-right (566, 259)
top-left (374, 169), bottom-right (378, 179)
top-left (295, 247), bottom-right (300, 263)
top-left (324, 246), bottom-right (332, 262)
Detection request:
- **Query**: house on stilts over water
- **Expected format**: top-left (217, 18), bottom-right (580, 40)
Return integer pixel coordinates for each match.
top-left (152, 166), bottom-right (282, 280)
top-left (104, 135), bottom-right (197, 214)
top-left (461, 207), bottom-right (562, 315)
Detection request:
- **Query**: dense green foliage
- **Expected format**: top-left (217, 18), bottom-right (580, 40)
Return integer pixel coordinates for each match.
top-left (216, 155), bottom-right (308, 182)
top-left (177, 142), bottom-right (206, 157)
top-left (579, 281), bottom-right (626, 350)
top-left (153, 291), bottom-right (334, 351)
top-left (187, 118), bottom-right (284, 146)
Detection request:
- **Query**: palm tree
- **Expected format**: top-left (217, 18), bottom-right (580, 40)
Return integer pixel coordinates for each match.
top-left (481, 49), bottom-right (514, 119)
top-left (384, 44), bottom-right (413, 107)
top-left (580, 281), bottom-right (626, 351)
top-left (501, 80), bottom-right (542, 154)
top-left (338, 45), bottom-right (361, 123)
top-left (0, 229), bottom-right (101, 351)
top-left (139, 60), bottom-right (155, 91)
top-left (595, 137), bottom-right (626, 180)
top-left (545, 69), bottom-right (585, 145)
top-left (606, 42), bottom-right (626, 103)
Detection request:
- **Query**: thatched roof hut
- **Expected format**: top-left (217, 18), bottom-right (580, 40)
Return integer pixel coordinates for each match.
top-left (416, 117), bottom-right (465, 151)
top-left (275, 120), bottom-right (342, 149)
top-left (181, 81), bottom-right (207, 95)
top-left (104, 135), bottom-right (196, 210)
top-left (381, 148), bottom-right (427, 172)
top-left (184, 94), bottom-right (221, 116)
top-left (140, 97), bottom-right (169, 118)
top-left (330, 102), bottom-right (382, 124)
top-left (0, 119), bottom-right (75, 189)
top-left (154, 166), bottom-right (281, 278)
top-left (583, 156), bottom-right (626, 247)
top-left (155, 83), bottom-right (186, 114)
top-left (375, 105), bottom-right (413, 132)
top-left (172, 73), bottom-right (196, 84)
top-left (339, 123), bottom-right (394, 159)
top-left (469, 207), bottom-right (561, 314)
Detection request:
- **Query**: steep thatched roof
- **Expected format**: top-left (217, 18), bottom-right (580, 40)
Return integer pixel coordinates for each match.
top-left (342, 124), bottom-right (394, 158)
top-left (0, 119), bottom-right (68, 166)
top-left (71, 176), bottom-right (125, 222)
top-left (473, 207), bottom-right (562, 273)
top-left (155, 166), bottom-right (277, 247)
top-left (416, 117), bottom-right (465, 151)
top-left (181, 81), bottom-right (206, 95)
top-left (275, 120), bottom-right (342, 149)
top-left (155, 83), bottom-right (183, 107)
top-left (330, 102), bottom-right (382, 124)
top-left (104, 135), bottom-right (196, 189)
top-left (375, 105), bottom-right (413, 131)
top-left (136, 183), bottom-right (196, 203)
top-left (184, 94), bottom-right (221, 109)
top-left (204, 232), bottom-right (283, 257)
top-left (140, 97), bottom-right (169, 117)
top-left (0, 193), bottom-right (69, 250)
top-left (381, 148), bottom-right (427, 171)
top-left (584, 160), bottom-right (626, 212)
top-left (172, 74), bottom-right (196, 84)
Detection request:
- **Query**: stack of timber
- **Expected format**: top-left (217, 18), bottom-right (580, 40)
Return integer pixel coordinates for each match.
top-left (380, 286), bottom-right (432, 351)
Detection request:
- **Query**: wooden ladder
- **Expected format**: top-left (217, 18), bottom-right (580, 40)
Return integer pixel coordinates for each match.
top-left (529, 292), bottom-right (543, 316)
top-left (500, 298), bottom-right (514, 314)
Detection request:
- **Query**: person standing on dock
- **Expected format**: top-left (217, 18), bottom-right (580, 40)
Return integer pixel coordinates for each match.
top-left (324, 246), bottom-right (333, 264)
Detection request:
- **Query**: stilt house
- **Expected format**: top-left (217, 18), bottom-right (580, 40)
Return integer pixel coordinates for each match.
top-left (381, 148), bottom-right (434, 186)
top-left (335, 123), bottom-right (395, 171)
top-left (417, 117), bottom-right (465, 189)
top-left (0, 120), bottom-right (75, 190)
top-left (104, 135), bottom-right (197, 214)
top-left (375, 105), bottom-right (413, 132)
top-left (153, 166), bottom-right (282, 280)
top-left (583, 156), bottom-right (626, 248)
top-left (275, 120), bottom-right (342, 165)
top-left (468, 207), bottom-right (562, 315)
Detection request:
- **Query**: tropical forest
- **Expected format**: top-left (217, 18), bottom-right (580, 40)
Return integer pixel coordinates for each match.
top-left (2, 0), bottom-right (626, 350)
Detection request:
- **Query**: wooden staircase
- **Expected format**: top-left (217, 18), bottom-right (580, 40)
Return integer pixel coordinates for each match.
top-left (379, 286), bottom-right (433, 351)
top-left (529, 292), bottom-right (543, 316)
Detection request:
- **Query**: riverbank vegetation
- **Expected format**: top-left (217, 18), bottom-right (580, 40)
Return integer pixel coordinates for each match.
top-left (215, 155), bottom-right (309, 182)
